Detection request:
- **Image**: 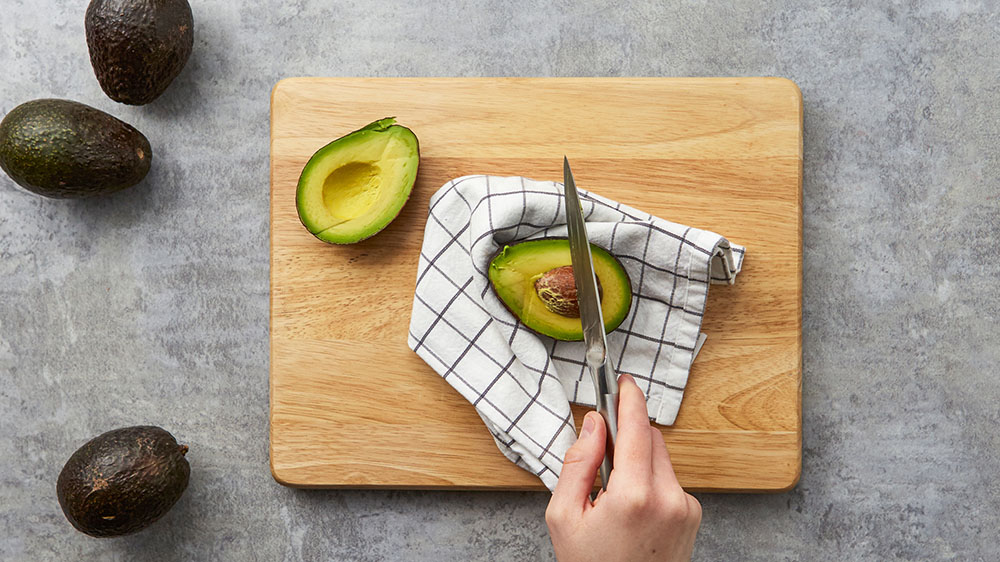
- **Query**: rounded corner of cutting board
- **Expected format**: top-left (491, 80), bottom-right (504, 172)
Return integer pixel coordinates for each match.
top-left (765, 76), bottom-right (803, 100)
top-left (763, 452), bottom-right (803, 494)
top-left (775, 461), bottom-right (803, 493)
top-left (269, 443), bottom-right (302, 488)
top-left (269, 460), bottom-right (298, 489)
top-left (271, 77), bottom-right (305, 100)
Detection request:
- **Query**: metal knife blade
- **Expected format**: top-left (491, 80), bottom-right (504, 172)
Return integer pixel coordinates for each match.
top-left (563, 156), bottom-right (619, 491)
top-left (563, 157), bottom-right (607, 364)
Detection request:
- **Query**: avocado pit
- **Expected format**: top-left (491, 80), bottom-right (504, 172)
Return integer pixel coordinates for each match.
top-left (533, 265), bottom-right (603, 318)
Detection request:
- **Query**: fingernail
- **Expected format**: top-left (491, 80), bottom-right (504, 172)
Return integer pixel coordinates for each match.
top-left (580, 414), bottom-right (596, 437)
top-left (619, 373), bottom-right (635, 386)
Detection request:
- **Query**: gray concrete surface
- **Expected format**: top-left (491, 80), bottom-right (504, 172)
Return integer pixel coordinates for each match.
top-left (1, 1), bottom-right (998, 560)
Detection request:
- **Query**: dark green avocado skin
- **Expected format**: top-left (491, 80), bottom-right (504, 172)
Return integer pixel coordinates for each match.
top-left (0, 99), bottom-right (153, 199)
top-left (0, 99), bottom-right (152, 199)
top-left (56, 426), bottom-right (190, 538)
top-left (86, 0), bottom-right (194, 105)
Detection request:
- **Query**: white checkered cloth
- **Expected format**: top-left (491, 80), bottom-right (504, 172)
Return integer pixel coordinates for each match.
top-left (407, 175), bottom-right (745, 490)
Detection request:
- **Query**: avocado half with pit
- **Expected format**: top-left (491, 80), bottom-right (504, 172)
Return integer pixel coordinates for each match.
top-left (296, 117), bottom-right (419, 244)
top-left (488, 239), bottom-right (633, 341)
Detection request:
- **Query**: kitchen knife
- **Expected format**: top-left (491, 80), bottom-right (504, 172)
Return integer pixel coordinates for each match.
top-left (563, 157), bottom-right (619, 491)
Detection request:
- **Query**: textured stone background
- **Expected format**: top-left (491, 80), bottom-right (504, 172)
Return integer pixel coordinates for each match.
top-left (2, 1), bottom-right (998, 560)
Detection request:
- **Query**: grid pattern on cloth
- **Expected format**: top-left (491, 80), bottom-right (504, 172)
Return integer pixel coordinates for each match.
top-left (407, 175), bottom-right (745, 490)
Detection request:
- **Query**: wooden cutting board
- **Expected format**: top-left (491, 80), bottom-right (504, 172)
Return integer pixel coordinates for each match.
top-left (270, 78), bottom-right (802, 491)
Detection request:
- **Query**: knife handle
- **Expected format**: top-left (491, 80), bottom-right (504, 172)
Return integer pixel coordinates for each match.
top-left (596, 391), bottom-right (619, 490)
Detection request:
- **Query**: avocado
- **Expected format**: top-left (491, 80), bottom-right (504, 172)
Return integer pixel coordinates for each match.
top-left (296, 117), bottom-right (420, 244)
top-left (56, 426), bottom-right (190, 537)
top-left (86, 0), bottom-right (194, 105)
top-left (488, 239), bottom-right (632, 341)
top-left (0, 99), bottom-right (152, 198)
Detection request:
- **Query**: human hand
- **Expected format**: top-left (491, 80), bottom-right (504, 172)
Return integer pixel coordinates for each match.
top-left (545, 373), bottom-right (702, 562)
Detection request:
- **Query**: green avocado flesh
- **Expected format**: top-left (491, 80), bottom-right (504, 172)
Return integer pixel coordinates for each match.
top-left (296, 117), bottom-right (419, 244)
top-left (488, 239), bottom-right (633, 341)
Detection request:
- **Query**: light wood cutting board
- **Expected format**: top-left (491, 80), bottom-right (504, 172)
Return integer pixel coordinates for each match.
top-left (270, 78), bottom-right (802, 491)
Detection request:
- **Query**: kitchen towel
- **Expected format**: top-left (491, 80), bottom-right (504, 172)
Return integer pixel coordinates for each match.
top-left (407, 175), bottom-right (745, 490)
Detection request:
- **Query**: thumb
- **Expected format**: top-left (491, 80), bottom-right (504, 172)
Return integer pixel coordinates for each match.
top-left (551, 411), bottom-right (606, 514)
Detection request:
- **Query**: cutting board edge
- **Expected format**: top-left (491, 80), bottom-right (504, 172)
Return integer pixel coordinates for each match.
top-left (266, 481), bottom-right (801, 494)
top-left (268, 448), bottom-right (802, 493)
top-left (271, 75), bottom-right (803, 92)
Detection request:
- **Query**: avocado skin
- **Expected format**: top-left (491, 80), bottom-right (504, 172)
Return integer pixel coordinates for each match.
top-left (86, 0), bottom-right (194, 105)
top-left (0, 99), bottom-right (152, 199)
top-left (56, 426), bottom-right (190, 538)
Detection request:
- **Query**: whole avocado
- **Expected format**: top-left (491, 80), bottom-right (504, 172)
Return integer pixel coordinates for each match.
top-left (0, 99), bottom-right (152, 198)
top-left (86, 0), bottom-right (194, 105)
top-left (56, 426), bottom-right (190, 538)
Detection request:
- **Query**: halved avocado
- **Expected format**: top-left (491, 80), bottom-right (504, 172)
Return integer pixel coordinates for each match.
top-left (488, 239), bottom-right (632, 341)
top-left (296, 117), bottom-right (419, 244)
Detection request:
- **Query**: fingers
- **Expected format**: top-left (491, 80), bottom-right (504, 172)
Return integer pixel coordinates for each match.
top-left (608, 373), bottom-right (653, 484)
top-left (649, 425), bottom-right (680, 488)
top-left (549, 411), bottom-right (607, 517)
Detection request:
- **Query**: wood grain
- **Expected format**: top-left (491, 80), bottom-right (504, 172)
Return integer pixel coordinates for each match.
top-left (270, 78), bottom-right (802, 491)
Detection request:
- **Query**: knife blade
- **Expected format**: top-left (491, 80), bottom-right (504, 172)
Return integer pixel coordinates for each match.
top-left (563, 156), bottom-right (619, 491)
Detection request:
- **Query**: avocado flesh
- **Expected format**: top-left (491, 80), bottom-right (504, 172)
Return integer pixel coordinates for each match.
top-left (489, 239), bottom-right (633, 341)
top-left (296, 118), bottom-right (419, 244)
top-left (0, 99), bottom-right (152, 198)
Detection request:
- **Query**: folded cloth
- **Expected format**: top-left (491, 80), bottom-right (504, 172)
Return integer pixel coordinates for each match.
top-left (407, 175), bottom-right (745, 490)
